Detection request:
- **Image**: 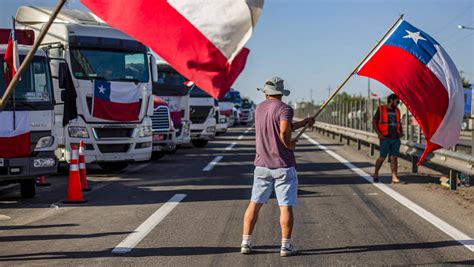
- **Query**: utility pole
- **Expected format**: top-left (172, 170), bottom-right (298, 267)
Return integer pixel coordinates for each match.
top-left (310, 89), bottom-right (313, 104)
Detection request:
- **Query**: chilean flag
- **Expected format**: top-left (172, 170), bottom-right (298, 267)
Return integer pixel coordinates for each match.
top-left (3, 19), bottom-right (20, 87)
top-left (357, 20), bottom-right (464, 164)
top-left (0, 111), bottom-right (30, 158)
top-left (92, 80), bottom-right (141, 121)
top-left (80, 0), bottom-right (264, 99)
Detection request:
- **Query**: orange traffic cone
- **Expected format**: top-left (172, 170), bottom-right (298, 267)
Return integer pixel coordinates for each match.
top-left (63, 145), bottom-right (87, 204)
top-left (36, 176), bottom-right (51, 187)
top-left (79, 140), bottom-right (91, 191)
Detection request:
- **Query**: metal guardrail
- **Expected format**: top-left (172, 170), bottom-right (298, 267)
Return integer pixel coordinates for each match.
top-left (312, 121), bottom-right (474, 176)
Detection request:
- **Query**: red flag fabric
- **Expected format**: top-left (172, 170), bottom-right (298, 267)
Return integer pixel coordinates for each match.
top-left (80, 0), bottom-right (264, 99)
top-left (0, 111), bottom-right (31, 158)
top-left (3, 23), bottom-right (19, 87)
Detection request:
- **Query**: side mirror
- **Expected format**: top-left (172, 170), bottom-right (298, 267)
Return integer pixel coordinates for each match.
top-left (58, 62), bottom-right (68, 89)
top-left (148, 53), bottom-right (158, 83)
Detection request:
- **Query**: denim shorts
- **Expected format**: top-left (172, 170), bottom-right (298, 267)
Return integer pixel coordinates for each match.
top-left (250, 166), bottom-right (298, 206)
top-left (380, 138), bottom-right (401, 157)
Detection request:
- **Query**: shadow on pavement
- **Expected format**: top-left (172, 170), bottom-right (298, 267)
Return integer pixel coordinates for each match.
top-left (0, 223), bottom-right (79, 231)
top-left (0, 231), bottom-right (131, 242)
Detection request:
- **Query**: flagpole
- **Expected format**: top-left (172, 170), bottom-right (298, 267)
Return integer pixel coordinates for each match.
top-left (0, 0), bottom-right (66, 111)
top-left (12, 17), bottom-right (17, 130)
top-left (294, 14), bottom-right (404, 140)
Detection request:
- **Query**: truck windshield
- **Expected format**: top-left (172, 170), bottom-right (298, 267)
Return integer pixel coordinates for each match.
top-left (0, 55), bottom-right (52, 104)
top-left (70, 49), bottom-right (149, 82)
top-left (242, 99), bottom-right (252, 109)
top-left (190, 87), bottom-right (211, 98)
top-left (153, 69), bottom-right (189, 96)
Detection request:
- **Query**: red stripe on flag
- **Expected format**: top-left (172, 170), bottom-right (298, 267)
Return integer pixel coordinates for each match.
top-left (92, 97), bottom-right (140, 121)
top-left (0, 132), bottom-right (30, 158)
top-left (81, 0), bottom-right (249, 99)
top-left (358, 44), bottom-right (449, 163)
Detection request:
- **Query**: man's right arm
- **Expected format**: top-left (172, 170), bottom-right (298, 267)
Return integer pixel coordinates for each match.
top-left (280, 120), bottom-right (296, 150)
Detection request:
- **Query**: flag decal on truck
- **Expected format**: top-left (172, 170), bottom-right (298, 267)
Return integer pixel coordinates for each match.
top-left (91, 80), bottom-right (141, 121)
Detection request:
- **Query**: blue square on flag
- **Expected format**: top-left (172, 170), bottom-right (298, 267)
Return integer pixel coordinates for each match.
top-left (94, 80), bottom-right (111, 101)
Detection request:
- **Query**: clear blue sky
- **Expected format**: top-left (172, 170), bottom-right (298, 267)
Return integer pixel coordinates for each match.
top-left (1, 0), bottom-right (472, 104)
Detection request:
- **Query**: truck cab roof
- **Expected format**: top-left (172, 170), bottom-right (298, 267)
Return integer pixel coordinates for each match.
top-left (16, 6), bottom-right (138, 42)
top-left (0, 44), bottom-right (47, 57)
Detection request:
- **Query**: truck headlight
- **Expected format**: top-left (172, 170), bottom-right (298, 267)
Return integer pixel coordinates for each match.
top-left (139, 126), bottom-right (153, 137)
top-left (33, 158), bottom-right (56, 168)
top-left (35, 136), bottom-right (54, 149)
top-left (206, 126), bottom-right (216, 133)
top-left (68, 126), bottom-right (89, 138)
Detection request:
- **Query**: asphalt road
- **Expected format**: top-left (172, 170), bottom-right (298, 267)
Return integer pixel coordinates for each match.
top-left (0, 126), bottom-right (473, 266)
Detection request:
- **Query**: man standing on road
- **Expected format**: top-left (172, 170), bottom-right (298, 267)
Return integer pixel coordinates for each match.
top-left (373, 93), bottom-right (403, 184)
top-left (241, 76), bottom-right (315, 257)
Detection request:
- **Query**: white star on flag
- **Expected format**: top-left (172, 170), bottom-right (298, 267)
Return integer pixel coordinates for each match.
top-left (98, 85), bottom-right (106, 94)
top-left (403, 30), bottom-right (426, 45)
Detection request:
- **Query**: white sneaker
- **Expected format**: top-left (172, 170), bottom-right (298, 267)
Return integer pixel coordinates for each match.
top-left (280, 245), bottom-right (297, 257)
top-left (241, 244), bottom-right (253, 254)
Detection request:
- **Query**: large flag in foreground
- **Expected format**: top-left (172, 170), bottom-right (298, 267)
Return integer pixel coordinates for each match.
top-left (357, 20), bottom-right (464, 164)
top-left (92, 80), bottom-right (141, 121)
top-left (3, 19), bottom-right (20, 87)
top-left (80, 0), bottom-right (264, 99)
top-left (0, 111), bottom-right (30, 158)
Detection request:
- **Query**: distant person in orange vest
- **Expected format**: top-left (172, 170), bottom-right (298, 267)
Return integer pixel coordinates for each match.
top-left (373, 93), bottom-right (403, 183)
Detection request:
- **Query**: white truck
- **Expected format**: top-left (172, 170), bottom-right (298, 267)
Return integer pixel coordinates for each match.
top-left (215, 100), bottom-right (228, 135)
top-left (149, 95), bottom-right (176, 159)
top-left (189, 87), bottom-right (216, 148)
top-left (218, 92), bottom-right (235, 127)
top-left (154, 62), bottom-right (191, 148)
top-left (0, 29), bottom-right (57, 198)
top-left (16, 7), bottom-right (157, 171)
top-left (240, 98), bottom-right (255, 125)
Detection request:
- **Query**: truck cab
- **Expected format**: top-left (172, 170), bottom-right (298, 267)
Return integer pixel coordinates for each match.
top-left (189, 87), bottom-right (216, 148)
top-left (150, 95), bottom-right (176, 158)
top-left (16, 7), bottom-right (156, 172)
top-left (240, 98), bottom-right (255, 125)
top-left (0, 32), bottom-right (57, 198)
top-left (215, 99), bottom-right (228, 135)
top-left (153, 62), bottom-right (191, 148)
top-left (219, 91), bottom-right (235, 127)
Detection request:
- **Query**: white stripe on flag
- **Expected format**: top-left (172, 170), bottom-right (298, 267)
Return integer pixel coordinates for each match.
top-left (167, 0), bottom-right (263, 61)
top-left (0, 111), bottom-right (29, 137)
top-left (427, 45), bottom-right (464, 148)
top-left (109, 82), bottom-right (141, 104)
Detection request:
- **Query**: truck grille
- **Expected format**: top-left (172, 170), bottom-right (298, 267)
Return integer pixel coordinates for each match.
top-left (190, 106), bottom-right (212, 124)
top-left (93, 128), bottom-right (134, 139)
top-left (97, 144), bottom-right (130, 153)
top-left (151, 106), bottom-right (170, 131)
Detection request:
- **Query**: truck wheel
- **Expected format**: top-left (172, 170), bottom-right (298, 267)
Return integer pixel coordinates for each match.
top-left (151, 152), bottom-right (166, 160)
top-left (98, 162), bottom-right (129, 172)
top-left (192, 140), bottom-right (208, 148)
top-left (169, 145), bottom-right (180, 154)
top-left (20, 179), bottom-right (36, 198)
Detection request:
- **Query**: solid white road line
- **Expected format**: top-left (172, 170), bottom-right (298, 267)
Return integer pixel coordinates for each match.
top-left (303, 133), bottom-right (474, 253)
top-left (112, 194), bottom-right (187, 254)
top-left (202, 156), bottom-right (224, 172)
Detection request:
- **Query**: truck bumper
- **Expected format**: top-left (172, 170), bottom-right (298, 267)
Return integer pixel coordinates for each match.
top-left (0, 151), bottom-right (57, 181)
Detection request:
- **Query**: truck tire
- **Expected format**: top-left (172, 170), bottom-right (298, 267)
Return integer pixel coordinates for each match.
top-left (98, 162), bottom-right (129, 172)
top-left (192, 140), bottom-right (208, 148)
top-left (169, 145), bottom-right (180, 154)
top-left (20, 179), bottom-right (36, 198)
